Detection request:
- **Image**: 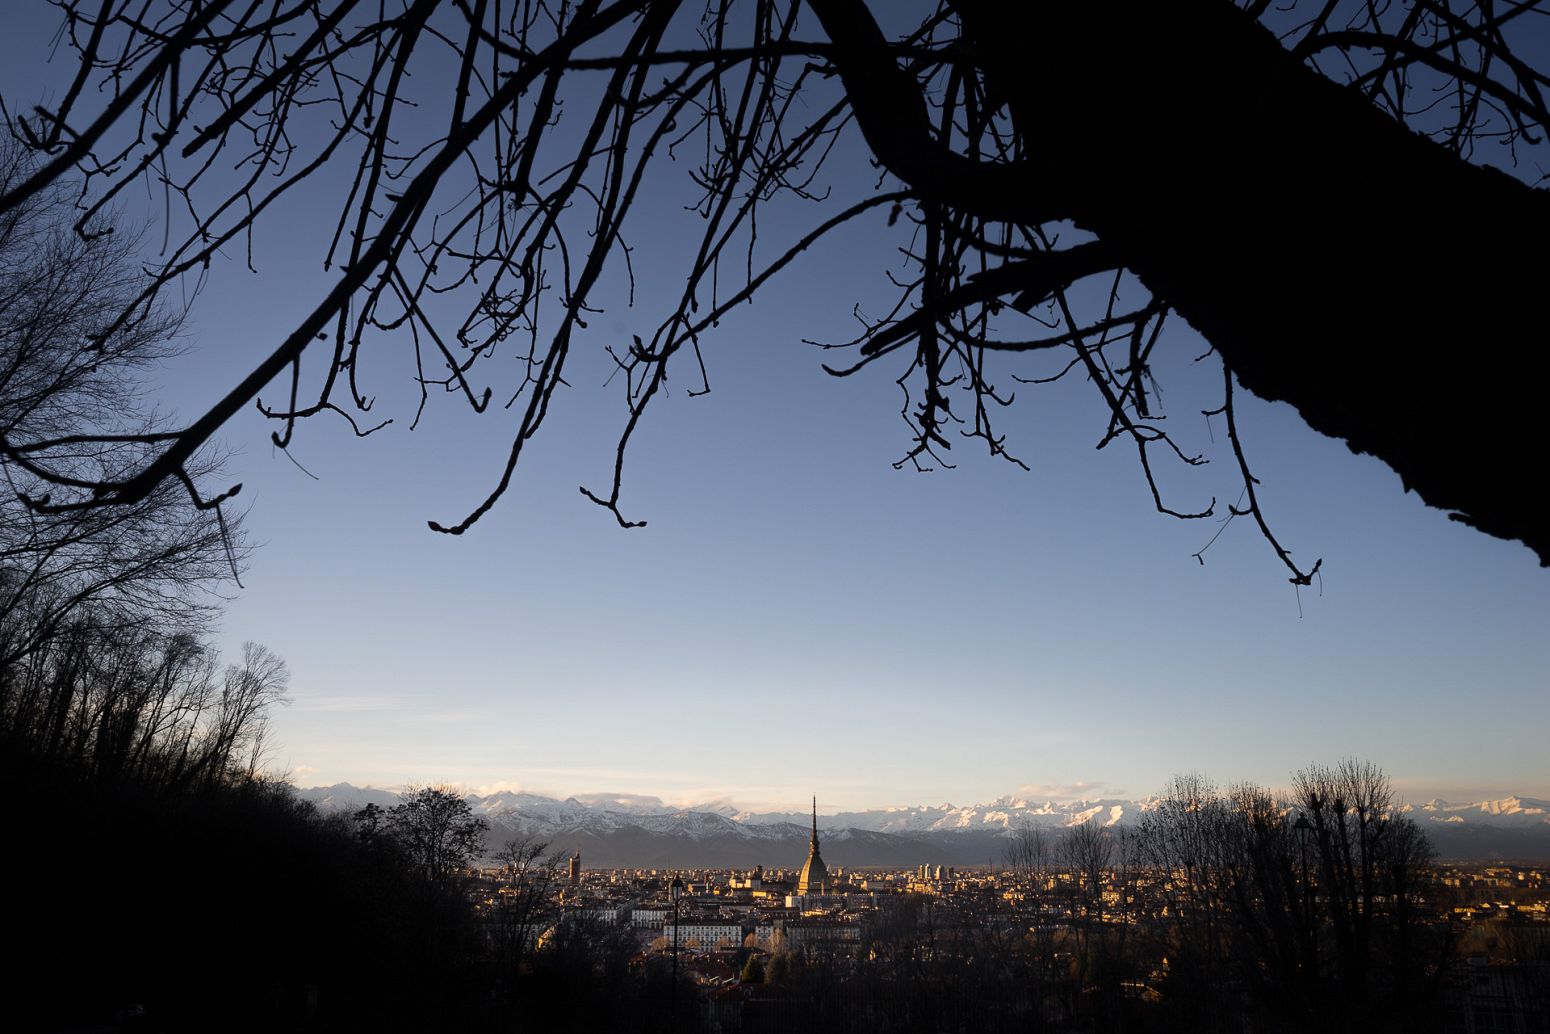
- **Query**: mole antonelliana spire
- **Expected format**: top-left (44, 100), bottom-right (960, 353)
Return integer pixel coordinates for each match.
top-left (796, 795), bottom-right (830, 895)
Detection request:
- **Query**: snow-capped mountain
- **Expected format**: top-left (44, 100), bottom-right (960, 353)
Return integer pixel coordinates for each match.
top-left (295, 784), bottom-right (1550, 865)
top-left (300, 782), bottom-right (400, 814)
top-left (1405, 796), bottom-right (1550, 828)
top-left (729, 796), bottom-right (1149, 834)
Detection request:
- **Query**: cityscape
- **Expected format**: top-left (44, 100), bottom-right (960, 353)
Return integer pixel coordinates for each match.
top-left (453, 792), bottom-right (1550, 1032)
top-left (274, 781), bottom-right (1550, 1032)
top-left (2, 1), bottom-right (1548, 1033)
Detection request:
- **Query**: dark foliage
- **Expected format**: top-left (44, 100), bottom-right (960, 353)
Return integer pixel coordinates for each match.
top-left (1, 738), bottom-right (727, 1033)
top-left (0, 742), bottom-right (488, 1033)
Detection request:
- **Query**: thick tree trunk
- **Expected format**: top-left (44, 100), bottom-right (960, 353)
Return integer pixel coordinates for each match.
top-left (943, 1), bottom-right (1549, 563)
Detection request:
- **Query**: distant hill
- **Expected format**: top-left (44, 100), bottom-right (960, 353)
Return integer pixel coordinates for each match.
top-left (298, 785), bottom-right (1550, 866)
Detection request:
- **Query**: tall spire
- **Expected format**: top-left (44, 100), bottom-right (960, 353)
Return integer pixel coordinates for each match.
top-left (797, 793), bottom-right (829, 895)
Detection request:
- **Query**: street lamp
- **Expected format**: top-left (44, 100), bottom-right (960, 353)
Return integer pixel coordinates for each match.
top-left (1293, 812), bottom-right (1317, 1009)
top-left (1293, 815), bottom-right (1314, 908)
top-left (670, 875), bottom-right (685, 1031)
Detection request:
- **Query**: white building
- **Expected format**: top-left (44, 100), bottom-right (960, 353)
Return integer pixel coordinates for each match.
top-left (630, 908), bottom-right (670, 928)
top-left (663, 919), bottom-right (745, 950)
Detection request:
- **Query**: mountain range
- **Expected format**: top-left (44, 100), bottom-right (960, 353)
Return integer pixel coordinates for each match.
top-left (298, 784), bottom-right (1550, 867)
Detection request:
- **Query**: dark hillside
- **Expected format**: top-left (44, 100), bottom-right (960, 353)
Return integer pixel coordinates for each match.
top-left (0, 741), bottom-right (481, 1033)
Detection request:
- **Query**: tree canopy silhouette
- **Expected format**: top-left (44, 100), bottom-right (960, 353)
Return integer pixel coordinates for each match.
top-left (2, 0), bottom-right (1546, 576)
top-left (0, 139), bottom-right (241, 670)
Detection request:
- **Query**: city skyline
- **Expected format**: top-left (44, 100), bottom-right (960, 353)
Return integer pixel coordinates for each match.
top-left (292, 780), bottom-right (1550, 867)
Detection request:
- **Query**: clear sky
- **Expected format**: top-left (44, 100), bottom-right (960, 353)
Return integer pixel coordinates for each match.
top-left (2, 4), bottom-right (1545, 813)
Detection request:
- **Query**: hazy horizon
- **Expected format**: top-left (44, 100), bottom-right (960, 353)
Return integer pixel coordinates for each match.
top-left (292, 777), bottom-right (1550, 814)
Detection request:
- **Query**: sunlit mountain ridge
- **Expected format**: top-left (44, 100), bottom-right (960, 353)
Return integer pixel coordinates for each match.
top-left (296, 784), bottom-right (1550, 865)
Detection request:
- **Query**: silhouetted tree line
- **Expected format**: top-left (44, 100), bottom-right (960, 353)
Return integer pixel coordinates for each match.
top-left (348, 794), bottom-right (707, 1033)
top-left (0, 628), bottom-right (290, 790)
top-left (2, 753), bottom-right (709, 1031)
top-left (2, 687), bottom-right (1457, 1031)
top-left (2, 748), bottom-right (497, 1032)
top-left (1131, 763), bottom-right (1444, 1034)
top-left (0, 137), bottom-right (368, 1032)
top-left (0, 133), bottom-right (708, 1031)
top-left (0, 136), bottom-right (270, 793)
top-left (750, 761), bottom-right (1449, 1034)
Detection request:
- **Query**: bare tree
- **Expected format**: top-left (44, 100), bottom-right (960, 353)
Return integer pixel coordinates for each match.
top-left (1, 613), bottom-right (289, 789)
top-left (0, 131), bottom-right (286, 800)
top-left (387, 784), bottom-right (491, 883)
top-left (1062, 819), bottom-right (1115, 921)
top-left (1000, 821), bottom-right (1068, 1021)
top-left (1290, 758), bottom-right (1445, 1023)
top-left (0, 137), bottom-right (243, 671)
top-left (1136, 772), bottom-right (1260, 1025)
top-left (488, 835), bottom-right (565, 995)
top-left (1136, 762), bottom-right (1448, 1031)
top-left (1004, 821), bottom-right (1052, 884)
top-left (203, 641), bottom-right (290, 784)
top-left (1, 0), bottom-right (1546, 578)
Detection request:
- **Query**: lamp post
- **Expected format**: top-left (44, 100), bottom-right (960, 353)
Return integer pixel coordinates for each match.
top-left (1293, 814), bottom-right (1313, 923)
top-left (1293, 812), bottom-right (1316, 1018)
top-left (670, 875), bottom-right (684, 1031)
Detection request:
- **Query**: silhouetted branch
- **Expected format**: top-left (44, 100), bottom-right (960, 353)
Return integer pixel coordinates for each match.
top-left (3, 0), bottom-right (1547, 571)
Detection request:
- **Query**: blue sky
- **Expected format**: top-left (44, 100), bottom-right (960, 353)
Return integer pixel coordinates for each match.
top-left (2, 4), bottom-right (1545, 812)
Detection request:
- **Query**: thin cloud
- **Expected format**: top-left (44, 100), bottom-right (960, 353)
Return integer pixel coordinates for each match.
top-left (414, 708), bottom-right (496, 724)
top-left (1015, 780), bottom-right (1116, 801)
top-left (292, 694), bottom-right (409, 713)
top-left (470, 780), bottom-right (531, 797)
